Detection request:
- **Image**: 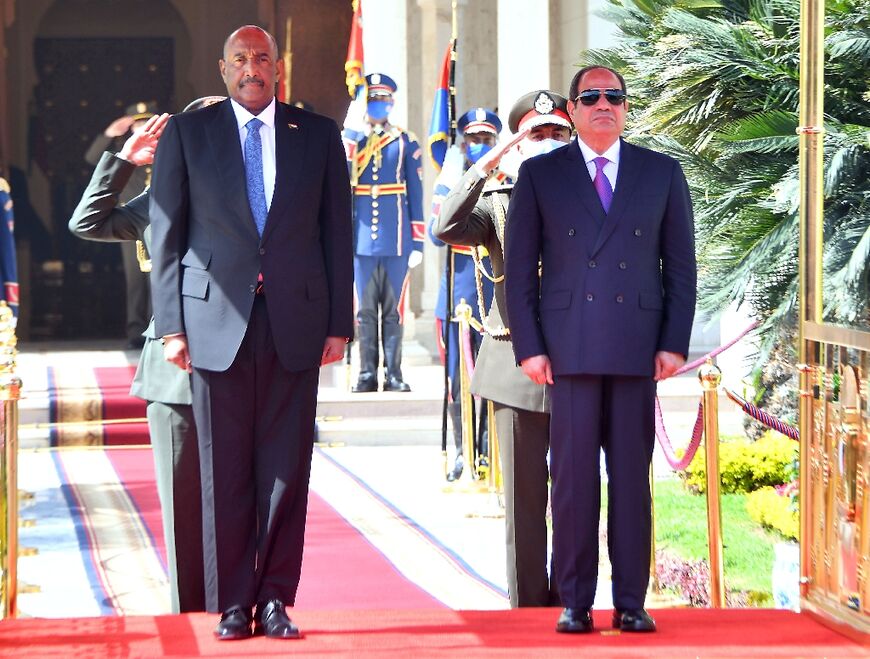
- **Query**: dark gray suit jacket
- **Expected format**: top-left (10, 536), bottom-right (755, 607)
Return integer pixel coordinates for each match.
top-left (435, 168), bottom-right (548, 413)
top-left (505, 138), bottom-right (696, 377)
top-left (68, 152), bottom-right (191, 405)
top-left (149, 99), bottom-right (354, 372)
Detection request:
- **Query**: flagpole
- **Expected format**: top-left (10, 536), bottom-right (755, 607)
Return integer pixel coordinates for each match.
top-left (442, 0), bottom-right (459, 472)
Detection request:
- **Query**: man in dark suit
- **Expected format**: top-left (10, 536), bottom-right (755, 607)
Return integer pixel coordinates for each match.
top-left (70, 101), bottom-right (221, 613)
top-left (505, 66), bottom-right (696, 634)
top-left (149, 25), bottom-right (353, 640)
top-left (434, 91), bottom-right (572, 605)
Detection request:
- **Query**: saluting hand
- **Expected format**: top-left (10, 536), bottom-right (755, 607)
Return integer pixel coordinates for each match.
top-left (475, 128), bottom-right (530, 176)
top-left (118, 113), bottom-right (170, 167)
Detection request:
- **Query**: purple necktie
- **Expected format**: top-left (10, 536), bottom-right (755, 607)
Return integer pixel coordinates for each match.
top-left (592, 156), bottom-right (613, 214)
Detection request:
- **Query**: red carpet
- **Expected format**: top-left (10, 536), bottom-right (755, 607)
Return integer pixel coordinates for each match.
top-left (49, 365), bottom-right (148, 446)
top-left (104, 448), bottom-right (442, 611)
top-left (0, 608), bottom-right (865, 657)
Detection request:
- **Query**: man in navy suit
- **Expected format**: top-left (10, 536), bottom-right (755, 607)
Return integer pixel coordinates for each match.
top-left (505, 66), bottom-right (696, 634)
top-left (149, 25), bottom-right (353, 640)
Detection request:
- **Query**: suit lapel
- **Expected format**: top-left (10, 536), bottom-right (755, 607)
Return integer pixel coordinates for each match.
top-left (591, 138), bottom-right (641, 257)
top-left (207, 100), bottom-right (260, 242)
top-left (558, 142), bottom-right (604, 256)
top-left (261, 103), bottom-right (306, 243)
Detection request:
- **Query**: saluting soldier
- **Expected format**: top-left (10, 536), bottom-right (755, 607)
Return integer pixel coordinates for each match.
top-left (433, 91), bottom-right (573, 606)
top-left (429, 108), bottom-right (502, 481)
top-left (0, 175), bottom-right (18, 315)
top-left (345, 73), bottom-right (424, 393)
top-left (85, 101), bottom-right (159, 348)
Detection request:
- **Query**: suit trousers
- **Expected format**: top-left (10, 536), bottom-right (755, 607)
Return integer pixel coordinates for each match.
top-left (549, 374), bottom-right (656, 611)
top-left (494, 402), bottom-right (557, 607)
top-left (146, 401), bottom-right (205, 613)
top-left (192, 295), bottom-right (319, 613)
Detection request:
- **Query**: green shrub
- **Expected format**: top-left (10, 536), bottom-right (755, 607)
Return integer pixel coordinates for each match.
top-left (746, 487), bottom-right (799, 541)
top-left (683, 432), bottom-right (798, 494)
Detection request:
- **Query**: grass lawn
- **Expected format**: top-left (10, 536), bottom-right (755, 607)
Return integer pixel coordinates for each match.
top-left (652, 478), bottom-right (785, 596)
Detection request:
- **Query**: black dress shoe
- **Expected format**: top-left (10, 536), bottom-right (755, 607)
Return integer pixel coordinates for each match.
top-left (556, 607), bottom-right (594, 633)
top-left (214, 606), bottom-right (253, 640)
top-left (612, 608), bottom-right (656, 632)
top-left (254, 599), bottom-right (301, 639)
top-left (445, 456), bottom-right (464, 482)
top-left (352, 375), bottom-right (378, 393)
top-left (382, 375), bottom-right (411, 392)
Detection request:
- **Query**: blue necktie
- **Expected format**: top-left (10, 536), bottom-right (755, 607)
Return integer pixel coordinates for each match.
top-left (244, 117), bottom-right (268, 236)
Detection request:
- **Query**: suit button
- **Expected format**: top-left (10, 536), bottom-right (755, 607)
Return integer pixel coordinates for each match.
top-left (259, 248), bottom-right (265, 255)
top-left (372, 218), bottom-right (379, 225)
top-left (372, 201), bottom-right (379, 208)
top-left (372, 224), bottom-right (379, 231)
top-left (372, 174), bottom-right (379, 181)
top-left (619, 261), bottom-right (627, 269)
top-left (586, 293), bottom-right (594, 302)
top-left (588, 260), bottom-right (596, 268)
top-left (568, 229), bottom-right (575, 236)
top-left (372, 210), bottom-right (379, 217)
top-left (249, 284), bottom-right (256, 293)
top-left (634, 228), bottom-right (642, 236)
top-left (616, 295), bottom-right (624, 303)
top-left (371, 233), bottom-right (378, 240)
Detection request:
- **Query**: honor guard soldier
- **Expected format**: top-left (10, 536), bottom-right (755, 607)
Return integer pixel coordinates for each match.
top-left (345, 73), bottom-right (424, 393)
top-left (433, 91), bottom-right (573, 605)
top-left (429, 108), bottom-right (503, 480)
top-left (0, 176), bottom-right (19, 315)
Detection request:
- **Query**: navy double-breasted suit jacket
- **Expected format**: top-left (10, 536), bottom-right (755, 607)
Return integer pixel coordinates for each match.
top-left (149, 99), bottom-right (354, 373)
top-left (505, 138), bottom-right (696, 378)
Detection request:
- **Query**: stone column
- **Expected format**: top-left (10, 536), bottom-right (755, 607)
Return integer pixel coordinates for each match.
top-left (497, 0), bottom-right (552, 125)
top-left (415, 0), bottom-right (453, 328)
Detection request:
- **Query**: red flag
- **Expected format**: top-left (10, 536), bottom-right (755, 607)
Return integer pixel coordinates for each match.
top-left (345, 0), bottom-right (365, 97)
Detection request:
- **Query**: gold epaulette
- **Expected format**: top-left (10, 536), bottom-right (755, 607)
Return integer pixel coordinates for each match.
top-left (0, 178), bottom-right (9, 194)
top-left (452, 245), bottom-right (489, 258)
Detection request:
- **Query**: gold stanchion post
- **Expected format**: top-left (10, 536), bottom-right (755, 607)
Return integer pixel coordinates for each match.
top-left (453, 299), bottom-right (478, 482)
top-left (699, 359), bottom-right (725, 608)
top-left (0, 301), bottom-right (21, 618)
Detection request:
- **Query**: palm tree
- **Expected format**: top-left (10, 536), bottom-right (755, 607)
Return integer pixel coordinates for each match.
top-left (581, 0), bottom-right (870, 360)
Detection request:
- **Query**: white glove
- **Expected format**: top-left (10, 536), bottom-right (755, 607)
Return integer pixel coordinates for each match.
top-left (435, 144), bottom-right (465, 191)
top-left (407, 251), bottom-right (423, 269)
top-left (343, 91), bottom-right (368, 134)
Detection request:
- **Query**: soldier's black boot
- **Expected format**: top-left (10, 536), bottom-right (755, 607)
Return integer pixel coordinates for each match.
top-left (353, 321), bottom-right (379, 393)
top-left (477, 401), bottom-right (490, 475)
top-left (382, 322), bottom-right (411, 392)
top-left (446, 401), bottom-right (464, 481)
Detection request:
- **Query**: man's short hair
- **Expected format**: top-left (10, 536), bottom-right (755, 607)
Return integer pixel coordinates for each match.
top-left (568, 66), bottom-right (627, 101)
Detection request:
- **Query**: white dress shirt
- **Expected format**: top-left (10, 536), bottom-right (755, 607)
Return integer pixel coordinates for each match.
top-left (576, 136), bottom-right (621, 192)
top-left (229, 97), bottom-right (277, 210)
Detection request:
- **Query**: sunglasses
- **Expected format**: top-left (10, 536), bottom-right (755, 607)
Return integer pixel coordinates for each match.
top-left (574, 88), bottom-right (627, 106)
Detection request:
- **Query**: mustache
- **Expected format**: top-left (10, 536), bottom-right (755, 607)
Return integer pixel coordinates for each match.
top-left (240, 76), bottom-right (265, 88)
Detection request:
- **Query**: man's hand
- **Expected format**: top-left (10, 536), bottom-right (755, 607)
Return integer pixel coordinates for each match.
top-left (163, 334), bottom-right (192, 373)
top-left (520, 354), bottom-right (553, 385)
top-left (104, 115), bottom-right (137, 138)
top-left (117, 113), bottom-right (170, 166)
top-left (407, 251), bottom-right (423, 269)
top-left (321, 337), bottom-right (347, 365)
top-left (475, 128), bottom-right (530, 177)
top-left (654, 350), bottom-right (686, 381)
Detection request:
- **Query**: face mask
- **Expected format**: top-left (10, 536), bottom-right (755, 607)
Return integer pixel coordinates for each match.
top-left (521, 138), bottom-right (566, 160)
top-left (465, 142), bottom-right (492, 164)
top-left (366, 100), bottom-right (392, 121)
